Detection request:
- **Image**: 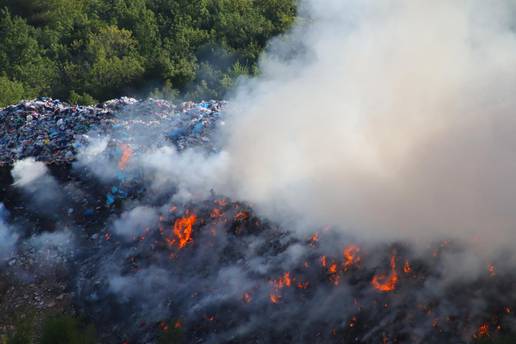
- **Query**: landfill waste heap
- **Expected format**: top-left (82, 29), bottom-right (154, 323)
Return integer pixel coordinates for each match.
top-left (0, 97), bottom-right (224, 165)
top-left (0, 98), bottom-right (515, 343)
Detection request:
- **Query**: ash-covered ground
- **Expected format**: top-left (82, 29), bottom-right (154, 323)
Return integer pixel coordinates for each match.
top-left (0, 98), bottom-right (515, 344)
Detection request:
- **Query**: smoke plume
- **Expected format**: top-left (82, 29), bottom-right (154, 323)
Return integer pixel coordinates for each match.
top-left (11, 157), bottom-right (63, 212)
top-left (222, 0), bottom-right (516, 252)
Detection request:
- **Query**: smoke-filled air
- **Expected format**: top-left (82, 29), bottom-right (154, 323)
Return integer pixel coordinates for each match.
top-left (224, 0), bottom-right (516, 251)
top-left (2, 1), bottom-right (516, 343)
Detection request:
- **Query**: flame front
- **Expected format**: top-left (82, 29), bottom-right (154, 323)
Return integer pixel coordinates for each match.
top-left (371, 255), bottom-right (399, 292)
top-left (118, 144), bottom-right (133, 170)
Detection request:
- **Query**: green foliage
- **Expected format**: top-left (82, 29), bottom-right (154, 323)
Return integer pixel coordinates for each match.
top-left (69, 90), bottom-right (96, 105)
top-left (150, 79), bottom-right (179, 100)
top-left (0, 76), bottom-right (26, 107)
top-left (40, 315), bottom-right (96, 344)
top-left (0, 0), bottom-right (296, 105)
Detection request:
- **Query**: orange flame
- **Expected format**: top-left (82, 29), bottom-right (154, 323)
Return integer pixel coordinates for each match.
top-left (283, 272), bottom-right (292, 287)
top-left (171, 214), bottom-right (196, 248)
top-left (269, 294), bottom-right (281, 304)
top-left (343, 245), bottom-right (361, 270)
top-left (328, 262), bottom-right (338, 274)
top-left (273, 272), bottom-right (292, 289)
top-left (118, 144), bottom-right (133, 170)
top-left (371, 255), bottom-right (399, 292)
top-left (269, 272), bottom-right (292, 303)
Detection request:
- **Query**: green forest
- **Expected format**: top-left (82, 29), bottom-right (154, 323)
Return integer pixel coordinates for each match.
top-left (0, 0), bottom-right (296, 107)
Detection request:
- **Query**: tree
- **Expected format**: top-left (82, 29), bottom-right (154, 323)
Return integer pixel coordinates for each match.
top-left (0, 9), bottom-right (57, 97)
top-left (0, 0), bottom-right (297, 105)
top-left (66, 25), bottom-right (145, 100)
top-left (0, 76), bottom-right (26, 107)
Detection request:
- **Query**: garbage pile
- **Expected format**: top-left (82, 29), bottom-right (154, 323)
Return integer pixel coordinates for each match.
top-left (0, 97), bottom-right (226, 166)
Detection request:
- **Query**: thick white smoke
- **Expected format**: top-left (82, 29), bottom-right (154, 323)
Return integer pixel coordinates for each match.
top-left (0, 203), bottom-right (18, 263)
top-left (11, 157), bottom-right (63, 211)
top-left (221, 0), bottom-right (516, 251)
top-left (11, 157), bottom-right (48, 187)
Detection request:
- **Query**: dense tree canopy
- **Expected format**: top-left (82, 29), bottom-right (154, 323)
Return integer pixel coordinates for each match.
top-left (0, 0), bottom-right (296, 106)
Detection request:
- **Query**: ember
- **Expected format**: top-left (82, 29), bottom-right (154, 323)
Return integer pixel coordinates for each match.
top-left (476, 323), bottom-right (489, 338)
top-left (242, 292), bottom-right (252, 304)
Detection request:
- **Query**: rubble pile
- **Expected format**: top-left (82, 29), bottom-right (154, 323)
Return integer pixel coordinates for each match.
top-left (0, 97), bottom-right (226, 165)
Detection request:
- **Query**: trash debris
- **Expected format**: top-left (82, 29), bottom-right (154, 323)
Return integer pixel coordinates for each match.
top-left (0, 97), bottom-right (226, 165)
